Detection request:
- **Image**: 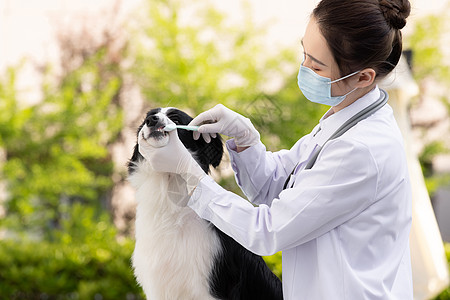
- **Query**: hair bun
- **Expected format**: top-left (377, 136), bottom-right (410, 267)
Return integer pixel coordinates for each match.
top-left (379, 0), bottom-right (411, 29)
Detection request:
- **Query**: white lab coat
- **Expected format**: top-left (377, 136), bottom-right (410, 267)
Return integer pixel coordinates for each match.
top-left (188, 86), bottom-right (413, 299)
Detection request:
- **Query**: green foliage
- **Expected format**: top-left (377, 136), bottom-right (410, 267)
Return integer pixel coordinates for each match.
top-left (0, 217), bottom-right (143, 299)
top-left (407, 13), bottom-right (450, 82)
top-left (1, 0), bottom-right (314, 296)
top-left (406, 11), bottom-right (450, 195)
top-left (0, 49), bottom-right (123, 236)
top-left (133, 0), bottom-right (267, 110)
top-left (419, 139), bottom-right (450, 197)
top-left (132, 0), bottom-right (326, 151)
top-left (419, 141), bottom-right (448, 178)
top-left (433, 244), bottom-right (450, 299)
top-left (263, 252), bottom-right (283, 280)
top-left (242, 80), bottom-right (328, 150)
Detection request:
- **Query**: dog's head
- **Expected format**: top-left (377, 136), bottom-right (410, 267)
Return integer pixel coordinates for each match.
top-left (128, 107), bottom-right (223, 175)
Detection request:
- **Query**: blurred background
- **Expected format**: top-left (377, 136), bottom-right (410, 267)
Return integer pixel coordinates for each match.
top-left (0, 0), bottom-right (449, 299)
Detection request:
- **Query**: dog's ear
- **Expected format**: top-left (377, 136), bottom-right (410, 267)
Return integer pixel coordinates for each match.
top-left (128, 122), bottom-right (145, 175)
top-left (128, 143), bottom-right (143, 174)
top-left (165, 107), bottom-right (224, 172)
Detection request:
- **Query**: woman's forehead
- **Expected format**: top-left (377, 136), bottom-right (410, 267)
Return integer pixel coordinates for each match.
top-left (302, 17), bottom-right (333, 67)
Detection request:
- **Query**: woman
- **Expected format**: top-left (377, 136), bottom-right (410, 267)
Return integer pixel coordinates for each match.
top-left (138, 0), bottom-right (413, 298)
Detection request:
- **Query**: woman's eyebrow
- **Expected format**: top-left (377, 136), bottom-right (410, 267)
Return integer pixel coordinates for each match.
top-left (300, 39), bottom-right (328, 67)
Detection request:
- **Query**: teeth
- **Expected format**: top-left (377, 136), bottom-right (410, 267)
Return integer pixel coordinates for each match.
top-left (152, 127), bottom-right (166, 133)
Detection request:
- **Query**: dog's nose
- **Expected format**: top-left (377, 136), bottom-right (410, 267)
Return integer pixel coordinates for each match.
top-left (146, 115), bottom-right (159, 127)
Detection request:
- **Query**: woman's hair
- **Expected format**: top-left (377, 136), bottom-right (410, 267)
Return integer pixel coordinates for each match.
top-left (312, 0), bottom-right (411, 79)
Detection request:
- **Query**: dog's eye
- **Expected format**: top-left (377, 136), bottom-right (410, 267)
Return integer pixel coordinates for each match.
top-left (165, 109), bottom-right (192, 126)
top-left (166, 112), bottom-right (181, 125)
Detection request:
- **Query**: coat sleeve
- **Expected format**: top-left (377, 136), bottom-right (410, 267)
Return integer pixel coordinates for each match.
top-left (226, 137), bottom-right (307, 206)
top-left (188, 138), bottom-right (378, 256)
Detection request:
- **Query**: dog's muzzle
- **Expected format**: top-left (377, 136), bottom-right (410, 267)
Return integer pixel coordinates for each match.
top-left (141, 114), bottom-right (170, 141)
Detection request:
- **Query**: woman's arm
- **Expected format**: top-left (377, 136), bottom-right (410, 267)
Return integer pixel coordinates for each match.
top-left (189, 138), bottom-right (378, 256)
top-left (226, 136), bottom-right (308, 206)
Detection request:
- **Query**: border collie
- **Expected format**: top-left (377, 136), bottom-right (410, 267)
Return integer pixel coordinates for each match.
top-left (128, 107), bottom-right (283, 300)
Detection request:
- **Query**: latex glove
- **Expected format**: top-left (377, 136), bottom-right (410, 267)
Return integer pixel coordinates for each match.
top-left (188, 104), bottom-right (260, 147)
top-left (138, 129), bottom-right (205, 193)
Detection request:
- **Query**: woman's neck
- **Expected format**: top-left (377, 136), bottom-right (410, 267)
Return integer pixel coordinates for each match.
top-left (332, 83), bottom-right (377, 113)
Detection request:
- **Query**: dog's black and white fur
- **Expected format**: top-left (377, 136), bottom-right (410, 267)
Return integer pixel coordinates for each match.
top-left (128, 107), bottom-right (283, 300)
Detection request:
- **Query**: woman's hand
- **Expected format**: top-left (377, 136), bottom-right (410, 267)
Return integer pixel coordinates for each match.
top-left (188, 104), bottom-right (260, 147)
top-left (138, 129), bottom-right (205, 192)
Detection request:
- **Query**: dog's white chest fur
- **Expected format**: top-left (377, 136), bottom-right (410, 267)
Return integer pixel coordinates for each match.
top-left (129, 162), bottom-right (221, 300)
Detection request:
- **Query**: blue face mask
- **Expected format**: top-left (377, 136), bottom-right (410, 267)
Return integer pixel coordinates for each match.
top-left (297, 63), bottom-right (360, 106)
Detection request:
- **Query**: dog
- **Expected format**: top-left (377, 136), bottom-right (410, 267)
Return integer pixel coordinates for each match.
top-left (128, 107), bottom-right (283, 300)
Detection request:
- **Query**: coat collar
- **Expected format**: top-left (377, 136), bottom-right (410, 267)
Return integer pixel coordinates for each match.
top-left (314, 86), bottom-right (381, 146)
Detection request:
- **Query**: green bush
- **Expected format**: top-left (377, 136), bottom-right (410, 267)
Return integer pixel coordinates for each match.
top-left (0, 238), bottom-right (143, 299)
top-left (0, 49), bottom-right (124, 237)
top-left (132, 0), bottom-right (327, 153)
top-left (434, 244), bottom-right (450, 300)
top-left (263, 252), bottom-right (283, 280)
top-left (0, 204), bottom-right (144, 299)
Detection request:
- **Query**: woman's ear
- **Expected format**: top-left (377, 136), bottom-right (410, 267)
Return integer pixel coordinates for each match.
top-left (355, 68), bottom-right (376, 88)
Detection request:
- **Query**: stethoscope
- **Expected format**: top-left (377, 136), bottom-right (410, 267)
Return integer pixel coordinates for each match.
top-left (283, 89), bottom-right (389, 190)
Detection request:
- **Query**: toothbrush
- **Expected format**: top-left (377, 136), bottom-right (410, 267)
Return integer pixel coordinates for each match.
top-left (163, 124), bottom-right (200, 132)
